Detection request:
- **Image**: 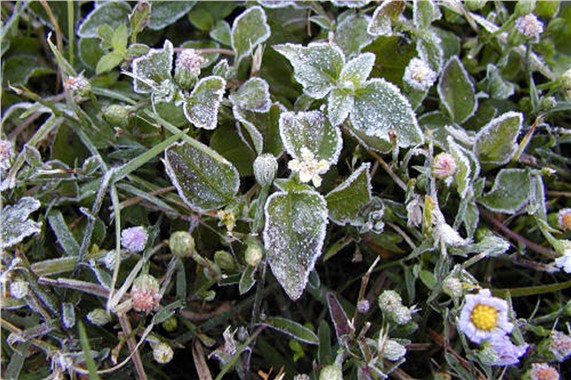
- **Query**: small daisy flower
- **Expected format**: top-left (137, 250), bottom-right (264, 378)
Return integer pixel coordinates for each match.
top-left (121, 226), bottom-right (148, 253)
top-left (558, 208), bottom-right (571, 231)
top-left (457, 289), bottom-right (514, 344)
top-left (432, 152), bottom-right (457, 180)
top-left (554, 247), bottom-right (571, 273)
top-left (131, 274), bottom-right (161, 314)
top-left (550, 330), bottom-right (571, 362)
top-left (403, 58), bottom-right (437, 91)
top-left (515, 14), bottom-right (544, 39)
top-left (0, 140), bottom-right (14, 171)
top-left (487, 335), bottom-right (528, 366)
top-left (531, 363), bottom-right (560, 380)
top-left (288, 147), bottom-right (330, 187)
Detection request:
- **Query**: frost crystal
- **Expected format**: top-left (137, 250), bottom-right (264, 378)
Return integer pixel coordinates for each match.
top-left (9, 280), bottom-right (29, 299)
top-left (432, 209), bottom-right (468, 248)
top-left (516, 14), bottom-right (544, 39)
top-left (288, 147), bottom-right (330, 187)
top-left (403, 58), bottom-right (437, 91)
top-left (121, 226), bottom-right (148, 253)
top-left (0, 140), bottom-right (14, 171)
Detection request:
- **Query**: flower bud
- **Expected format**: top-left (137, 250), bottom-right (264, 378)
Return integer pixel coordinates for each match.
top-left (214, 250), bottom-right (236, 270)
top-left (0, 140), bottom-right (14, 171)
top-left (245, 241), bottom-right (263, 267)
top-left (560, 69), bottom-right (571, 100)
top-left (169, 231), bottom-right (196, 258)
top-left (357, 299), bottom-right (370, 314)
top-left (253, 154), bottom-right (278, 188)
top-left (121, 226), bottom-right (148, 253)
top-left (87, 308), bottom-right (111, 326)
top-left (432, 152), bottom-right (457, 180)
top-left (541, 96), bottom-right (557, 110)
top-left (381, 339), bottom-right (407, 361)
top-left (378, 290), bottom-right (403, 313)
top-left (162, 316), bottom-right (178, 332)
top-left (319, 364), bottom-right (343, 380)
top-left (103, 104), bottom-right (129, 127)
top-left (63, 74), bottom-right (91, 101)
top-left (9, 280), bottom-right (29, 299)
top-left (153, 342), bottom-right (174, 364)
top-left (174, 49), bottom-right (205, 90)
top-left (131, 274), bottom-right (161, 313)
top-left (442, 277), bottom-right (463, 299)
top-left (464, 0), bottom-right (487, 11)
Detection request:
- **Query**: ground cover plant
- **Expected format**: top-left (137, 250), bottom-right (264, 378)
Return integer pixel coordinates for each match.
top-left (1, 0), bottom-right (571, 379)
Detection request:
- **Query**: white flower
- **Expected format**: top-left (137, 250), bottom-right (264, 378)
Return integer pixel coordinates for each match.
top-left (403, 58), bottom-right (437, 91)
top-left (457, 289), bottom-right (514, 344)
top-left (515, 14), bottom-right (544, 39)
top-left (288, 147), bottom-right (330, 187)
top-left (554, 248), bottom-right (571, 273)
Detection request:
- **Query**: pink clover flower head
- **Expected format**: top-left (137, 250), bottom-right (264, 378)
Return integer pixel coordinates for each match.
top-left (515, 14), bottom-right (544, 39)
top-left (531, 363), bottom-right (560, 380)
top-left (549, 330), bottom-right (571, 362)
top-left (432, 152), bottom-right (457, 180)
top-left (175, 49), bottom-right (205, 77)
top-left (121, 226), bottom-right (148, 252)
top-left (487, 335), bottom-right (528, 366)
top-left (457, 289), bottom-right (514, 344)
top-left (131, 274), bottom-right (161, 313)
top-left (403, 58), bottom-right (437, 91)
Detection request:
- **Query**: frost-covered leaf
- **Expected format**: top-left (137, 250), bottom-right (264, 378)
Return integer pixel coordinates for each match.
top-left (131, 40), bottom-right (173, 93)
top-left (474, 112), bottom-right (522, 166)
top-left (164, 141), bottom-right (239, 212)
top-left (279, 110), bottom-right (342, 164)
top-left (229, 77), bottom-right (271, 113)
top-left (413, 0), bottom-right (441, 30)
top-left (183, 76), bottom-right (226, 130)
top-left (339, 52), bottom-right (375, 88)
top-left (48, 210), bottom-right (79, 257)
top-left (148, 1), bottom-right (196, 30)
top-left (0, 197), bottom-right (42, 249)
top-left (437, 56), bottom-right (477, 123)
top-left (210, 125), bottom-right (256, 177)
top-left (231, 6), bottom-right (270, 63)
top-left (77, 2), bottom-right (131, 38)
top-left (349, 79), bottom-right (424, 151)
top-left (2, 56), bottom-right (53, 85)
top-left (478, 169), bottom-right (531, 213)
top-left (367, 0), bottom-right (404, 37)
top-left (273, 42), bottom-right (345, 99)
top-left (448, 137), bottom-right (473, 199)
top-left (210, 20), bottom-right (231, 46)
top-left (263, 190), bottom-right (328, 300)
top-left (261, 317), bottom-right (319, 345)
top-left (417, 30), bottom-right (444, 73)
top-left (336, 14), bottom-right (372, 57)
top-left (484, 64), bottom-right (515, 100)
top-left (328, 87), bottom-right (354, 126)
top-left (234, 104), bottom-right (283, 156)
top-left (331, 0), bottom-right (370, 8)
top-left (326, 163), bottom-right (372, 225)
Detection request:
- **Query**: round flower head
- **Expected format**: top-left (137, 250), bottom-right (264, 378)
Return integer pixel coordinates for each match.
top-left (153, 342), bottom-right (174, 364)
top-left (549, 330), bottom-right (571, 362)
top-left (403, 58), bottom-right (437, 91)
top-left (558, 208), bottom-right (571, 231)
top-left (131, 274), bottom-right (161, 313)
top-left (531, 363), bottom-right (560, 380)
top-left (0, 139), bottom-right (14, 171)
top-left (121, 226), bottom-right (148, 253)
top-left (432, 152), bottom-right (457, 180)
top-left (458, 289), bottom-right (514, 344)
top-left (515, 14), bottom-right (544, 39)
top-left (487, 335), bottom-right (528, 366)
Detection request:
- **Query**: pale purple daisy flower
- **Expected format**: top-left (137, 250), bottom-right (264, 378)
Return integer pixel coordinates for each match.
top-left (121, 226), bottom-right (148, 252)
top-left (457, 289), bottom-right (514, 344)
top-left (515, 14), bottom-right (544, 39)
top-left (488, 335), bottom-right (528, 366)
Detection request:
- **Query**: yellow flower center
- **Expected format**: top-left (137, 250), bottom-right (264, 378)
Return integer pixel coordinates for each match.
top-left (470, 304), bottom-right (498, 331)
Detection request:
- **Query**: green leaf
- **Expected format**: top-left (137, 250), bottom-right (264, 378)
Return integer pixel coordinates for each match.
top-left (77, 2), bottom-right (132, 38)
top-left (328, 87), bottom-right (354, 127)
top-left (48, 211), bottom-right (80, 257)
top-left (129, 0), bottom-right (151, 42)
top-left (367, 0), bottom-right (404, 36)
top-left (0, 197), bottom-right (42, 249)
top-left (273, 42), bottom-right (345, 99)
top-left (234, 104), bottom-right (284, 156)
top-left (78, 322), bottom-right (101, 380)
top-left (239, 265), bottom-right (256, 295)
top-left (2, 55), bottom-right (53, 85)
top-left (148, 1), bottom-right (196, 30)
top-left (182, 76), bottom-right (226, 130)
top-left (263, 190), bottom-right (328, 300)
top-left (339, 52), bottom-right (376, 88)
top-left (348, 79), bottom-right (424, 151)
top-left (231, 6), bottom-right (271, 63)
top-left (229, 77), bottom-right (271, 113)
top-left (478, 169), bottom-right (531, 213)
top-left (210, 20), bottom-right (231, 46)
top-left (417, 30), bottom-right (444, 73)
top-left (131, 39), bottom-right (173, 93)
top-left (474, 111), bottom-right (522, 166)
top-left (484, 64), bottom-right (515, 100)
top-left (336, 14), bottom-right (371, 57)
top-left (279, 110), bottom-right (343, 164)
top-left (96, 51), bottom-right (123, 75)
top-left (325, 163), bottom-right (372, 225)
top-left (437, 56), bottom-right (477, 123)
top-left (261, 317), bottom-right (319, 345)
top-left (79, 38), bottom-right (105, 70)
top-left (413, 0), bottom-right (441, 29)
top-left (111, 23), bottom-right (128, 54)
top-left (448, 137), bottom-right (474, 199)
top-left (164, 141), bottom-right (239, 212)
top-left (210, 125), bottom-right (256, 177)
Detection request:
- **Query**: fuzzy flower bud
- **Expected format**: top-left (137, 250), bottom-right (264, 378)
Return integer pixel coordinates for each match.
top-left (558, 208), bottom-right (571, 231)
top-left (378, 290), bottom-right (404, 313)
top-left (64, 74), bottom-right (91, 101)
top-left (174, 49), bottom-right (205, 89)
top-left (214, 250), bottom-right (236, 270)
top-left (549, 330), bottom-right (571, 362)
top-left (357, 299), bottom-right (370, 314)
top-left (253, 154), bottom-right (278, 187)
top-left (131, 274), bottom-right (161, 313)
top-left (530, 363), bottom-right (560, 380)
top-left (162, 317), bottom-right (178, 332)
top-left (319, 364), bottom-right (343, 380)
top-left (9, 280), bottom-right (29, 299)
top-left (169, 231), bottom-right (196, 258)
top-left (432, 153), bottom-right (457, 180)
top-left (403, 58), bottom-right (437, 91)
top-left (103, 104), bottom-right (129, 127)
top-left (121, 226), bottom-right (148, 253)
top-left (381, 339), bottom-right (407, 361)
top-left (245, 241), bottom-right (263, 267)
top-left (87, 308), bottom-right (111, 326)
top-left (561, 69), bottom-right (571, 100)
top-left (515, 14), bottom-right (544, 39)
top-left (153, 342), bottom-right (174, 364)
top-left (0, 140), bottom-right (14, 171)
top-left (442, 277), bottom-right (463, 299)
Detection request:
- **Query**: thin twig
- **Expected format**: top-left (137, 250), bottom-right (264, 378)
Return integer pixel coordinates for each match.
top-left (117, 314), bottom-right (148, 380)
top-left (368, 150), bottom-right (407, 191)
